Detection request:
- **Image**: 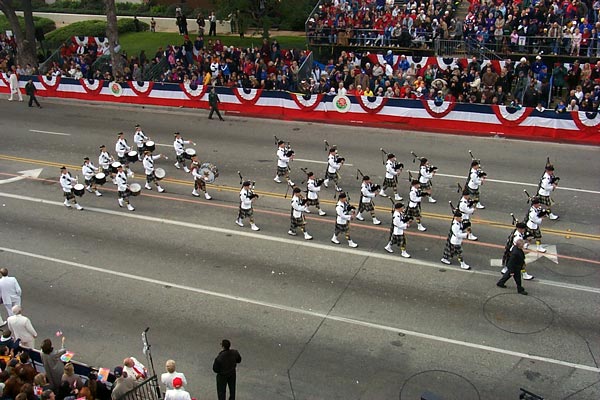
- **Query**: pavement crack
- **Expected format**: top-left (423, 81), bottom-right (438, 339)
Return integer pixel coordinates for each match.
top-left (286, 253), bottom-right (371, 399)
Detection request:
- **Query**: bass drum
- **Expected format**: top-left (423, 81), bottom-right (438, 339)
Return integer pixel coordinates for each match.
top-left (184, 148), bottom-right (196, 160)
top-left (95, 172), bottom-right (106, 186)
top-left (72, 184), bottom-right (85, 197)
top-left (110, 162), bottom-right (122, 174)
top-left (155, 168), bottom-right (166, 180)
top-left (129, 183), bottom-right (142, 196)
top-left (127, 150), bottom-right (138, 163)
top-left (144, 140), bottom-right (156, 153)
top-left (199, 162), bottom-right (219, 183)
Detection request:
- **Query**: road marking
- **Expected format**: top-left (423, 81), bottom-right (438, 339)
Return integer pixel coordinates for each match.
top-left (0, 161), bottom-right (598, 242)
top-left (0, 169), bottom-right (43, 185)
top-left (29, 129), bottom-right (71, 136)
top-left (1, 245), bottom-right (598, 373)
top-left (1, 191), bottom-right (599, 291)
top-left (294, 158), bottom-right (354, 167)
top-left (154, 143), bottom-right (172, 148)
top-left (409, 170), bottom-right (600, 195)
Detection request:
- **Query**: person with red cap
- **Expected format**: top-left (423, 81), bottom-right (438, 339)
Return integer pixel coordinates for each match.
top-left (164, 377), bottom-right (191, 400)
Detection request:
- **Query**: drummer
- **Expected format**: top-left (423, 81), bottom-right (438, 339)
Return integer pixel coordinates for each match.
top-left (115, 132), bottom-right (134, 177)
top-left (190, 154), bottom-right (212, 200)
top-left (82, 157), bottom-right (102, 197)
top-left (115, 164), bottom-right (135, 211)
top-left (59, 166), bottom-right (83, 211)
top-left (98, 145), bottom-right (116, 184)
top-left (142, 149), bottom-right (167, 193)
top-left (173, 132), bottom-right (195, 172)
top-left (133, 124), bottom-right (149, 161)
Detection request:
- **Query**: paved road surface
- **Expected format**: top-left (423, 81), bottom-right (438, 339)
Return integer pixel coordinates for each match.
top-left (0, 99), bottom-right (598, 400)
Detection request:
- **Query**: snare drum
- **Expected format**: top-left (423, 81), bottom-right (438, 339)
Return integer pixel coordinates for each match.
top-left (72, 184), bottom-right (85, 197)
top-left (110, 162), bottom-right (122, 174)
top-left (184, 148), bottom-right (196, 160)
top-left (199, 162), bottom-right (219, 183)
top-left (127, 150), bottom-right (138, 163)
top-left (155, 168), bottom-right (166, 180)
top-left (129, 183), bottom-right (142, 196)
top-left (144, 140), bottom-right (156, 153)
top-left (95, 172), bottom-right (106, 186)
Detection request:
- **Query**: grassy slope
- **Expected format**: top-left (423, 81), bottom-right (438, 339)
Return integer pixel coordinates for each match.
top-left (119, 32), bottom-right (308, 58)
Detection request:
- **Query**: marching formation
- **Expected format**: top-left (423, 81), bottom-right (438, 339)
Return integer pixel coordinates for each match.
top-left (58, 129), bottom-right (561, 285)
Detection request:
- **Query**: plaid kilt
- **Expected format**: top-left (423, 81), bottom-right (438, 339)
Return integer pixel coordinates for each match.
top-left (526, 227), bottom-right (542, 240)
top-left (334, 223), bottom-right (349, 235)
top-left (305, 198), bottom-right (320, 207)
top-left (146, 173), bottom-right (157, 184)
top-left (538, 195), bottom-right (551, 207)
top-left (63, 191), bottom-right (75, 200)
top-left (419, 181), bottom-right (432, 191)
top-left (325, 171), bottom-right (339, 182)
top-left (389, 234), bottom-right (406, 248)
top-left (238, 207), bottom-right (254, 219)
top-left (276, 166), bottom-right (289, 177)
top-left (406, 204), bottom-right (421, 219)
top-left (443, 237), bottom-right (463, 261)
top-left (176, 154), bottom-right (186, 164)
top-left (466, 186), bottom-right (480, 202)
top-left (290, 216), bottom-right (305, 231)
top-left (118, 190), bottom-right (130, 200)
top-left (358, 200), bottom-right (375, 213)
top-left (382, 177), bottom-right (397, 189)
top-left (194, 179), bottom-right (206, 191)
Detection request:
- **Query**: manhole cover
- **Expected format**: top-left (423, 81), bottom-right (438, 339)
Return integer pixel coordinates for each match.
top-left (484, 293), bottom-right (554, 334)
top-left (400, 370), bottom-right (480, 400)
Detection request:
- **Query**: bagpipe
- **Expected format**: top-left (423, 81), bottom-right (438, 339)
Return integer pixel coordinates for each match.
top-left (411, 151), bottom-right (437, 173)
top-left (540, 156), bottom-right (560, 185)
top-left (509, 213), bottom-right (534, 240)
top-left (449, 201), bottom-right (471, 232)
top-left (238, 171), bottom-right (259, 199)
top-left (300, 167), bottom-right (324, 187)
top-left (466, 150), bottom-right (487, 183)
top-left (380, 148), bottom-right (404, 171)
top-left (386, 197), bottom-right (413, 223)
top-left (456, 183), bottom-right (476, 207)
top-left (408, 171), bottom-right (430, 197)
top-left (274, 135), bottom-right (294, 157)
top-left (325, 140), bottom-right (345, 164)
top-left (523, 190), bottom-right (550, 217)
top-left (355, 168), bottom-right (381, 193)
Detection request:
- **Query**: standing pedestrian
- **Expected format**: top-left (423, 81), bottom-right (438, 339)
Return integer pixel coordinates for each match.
top-left (209, 11), bottom-right (217, 36)
top-left (208, 87), bottom-right (224, 121)
top-left (7, 71), bottom-right (23, 102)
top-left (196, 13), bottom-right (205, 36)
top-left (25, 80), bottom-right (41, 108)
top-left (213, 339), bottom-right (241, 400)
top-left (0, 268), bottom-right (22, 317)
top-left (497, 239), bottom-right (528, 295)
top-left (161, 360), bottom-right (187, 390)
top-left (41, 337), bottom-right (67, 392)
top-left (150, 17), bottom-right (156, 33)
top-left (7, 305), bottom-right (37, 348)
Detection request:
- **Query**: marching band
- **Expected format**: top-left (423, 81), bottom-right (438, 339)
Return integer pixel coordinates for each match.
top-left (58, 128), bottom-right (563, 278)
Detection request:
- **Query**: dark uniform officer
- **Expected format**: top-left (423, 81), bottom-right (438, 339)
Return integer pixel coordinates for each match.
top-left (497, 239), bottom-right (528, 295)
top-left (213, 339), bottom-right (241, 400)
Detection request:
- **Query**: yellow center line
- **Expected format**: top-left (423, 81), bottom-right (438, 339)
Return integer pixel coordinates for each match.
top-left (2, 154), bottom-right (599, 241)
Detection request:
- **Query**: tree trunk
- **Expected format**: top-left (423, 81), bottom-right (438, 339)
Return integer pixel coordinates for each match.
top-left (0, 0), bottom-right (38, 67)
top-left (105, 0), bottom-right (124, 79)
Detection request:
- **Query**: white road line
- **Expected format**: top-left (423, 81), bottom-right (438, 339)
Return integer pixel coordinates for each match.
top-left (154, 143), bottom-right (172, 148)
top-left (295, 158), bottom-right (354, 166)
top-left (28, 129), bottom-right (71, 136)
top-left (408, 171), bottom-right (599, 194)
top-left (1, 191), bottom-right (598, 294)
top-left (1, 245), bottom-right (598, 374)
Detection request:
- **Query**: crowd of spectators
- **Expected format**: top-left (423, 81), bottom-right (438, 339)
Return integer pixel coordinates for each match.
top-left (2, 25), bottom-right (599, 111)
top-left (307, 0), bottom-right (459, 48)
top-left (465, 0), bottom-right (600, 57)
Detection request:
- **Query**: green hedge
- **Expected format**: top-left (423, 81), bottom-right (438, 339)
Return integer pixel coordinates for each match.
top-left (44, 18), bottom-right (149, 47)
top-left (0, 15), bottom-right (57, 34)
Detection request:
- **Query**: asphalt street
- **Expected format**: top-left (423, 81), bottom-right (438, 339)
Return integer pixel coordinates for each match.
top-left (0, 98), bottom-right (599, 400)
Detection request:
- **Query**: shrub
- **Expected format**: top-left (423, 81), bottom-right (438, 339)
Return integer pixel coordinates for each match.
top-left (0, 15), bottom-right (56, 35)
top-left (44, 18), bottom-right (148, 47)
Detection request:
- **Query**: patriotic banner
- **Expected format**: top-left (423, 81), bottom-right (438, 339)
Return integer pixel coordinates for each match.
top-left (3, 75), bottom-right (598, 145)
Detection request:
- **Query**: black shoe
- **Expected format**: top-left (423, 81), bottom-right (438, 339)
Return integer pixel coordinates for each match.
top-left (518, 290), bottom-right (528, 295)
top-left (496, 283), bottom-right (507, 288)
top-left (220, 118), bottom-right (224, 121)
